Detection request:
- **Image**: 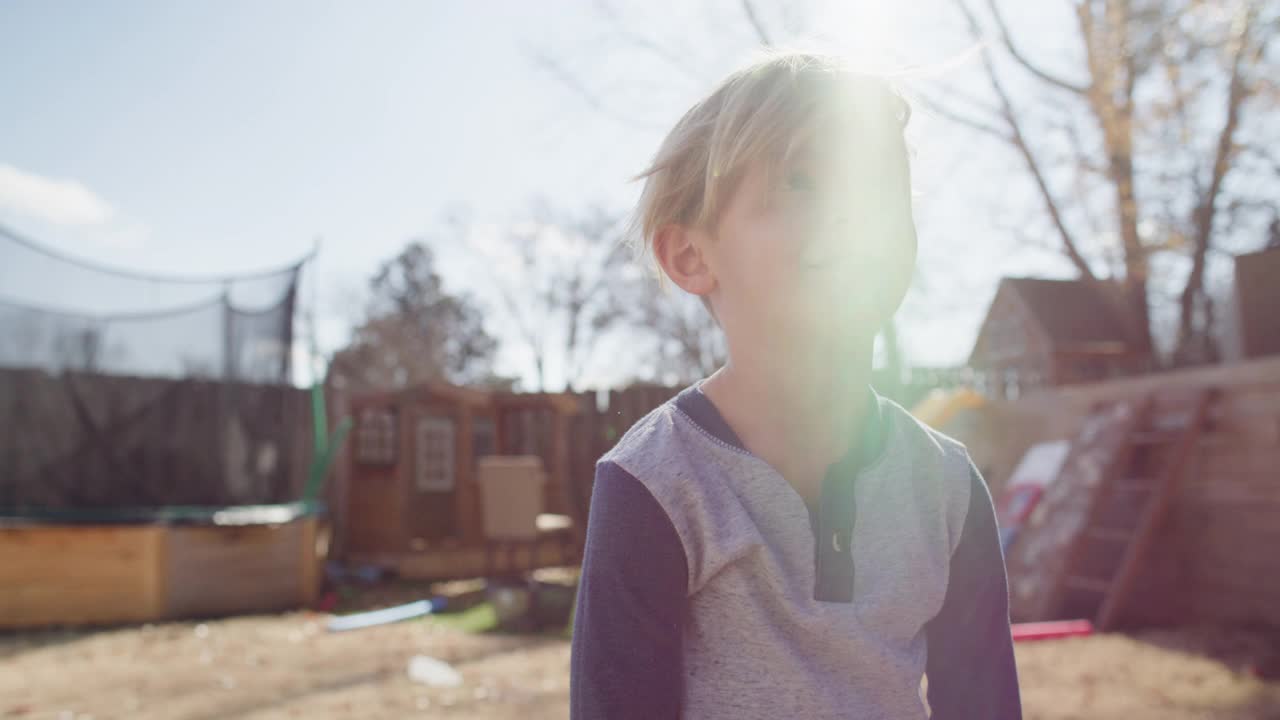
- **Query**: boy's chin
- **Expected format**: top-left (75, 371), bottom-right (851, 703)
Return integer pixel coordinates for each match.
top-left (789, 318), bottom-right (883, 352)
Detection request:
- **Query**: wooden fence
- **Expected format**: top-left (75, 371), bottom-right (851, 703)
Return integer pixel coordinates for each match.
top-left (497, 376), bottom-right (955, 527)
top-left (0, 368), bottom-right (312, 509)
top-left (566, 385), bottom-right (683, 518)
top-left (950, 357), bottom-right (1280, 628)
top-left (489, 385), bottom-right (681, 527)
top-left (505, 364), bottom-right (1279, 629)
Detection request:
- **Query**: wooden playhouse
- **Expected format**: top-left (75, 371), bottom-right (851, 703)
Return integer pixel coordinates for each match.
top-left (337, 382), bottom-right (582, 580)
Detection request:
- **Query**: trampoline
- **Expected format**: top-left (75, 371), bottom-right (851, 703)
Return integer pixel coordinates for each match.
top-left (0, 226), bottom-right (345, 628)
top-left (0, 501), bottom-right (328, 628)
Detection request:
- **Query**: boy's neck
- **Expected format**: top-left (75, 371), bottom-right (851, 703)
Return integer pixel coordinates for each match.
top-left (701, 345), bottom-right (874, 501)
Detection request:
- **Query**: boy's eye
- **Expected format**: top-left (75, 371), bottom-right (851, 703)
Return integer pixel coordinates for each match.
top-left (784, 169), bottom-right (816, 192)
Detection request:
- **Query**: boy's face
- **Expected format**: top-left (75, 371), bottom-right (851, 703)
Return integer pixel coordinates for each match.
top-left (703, 120), bottom-right (917, 355)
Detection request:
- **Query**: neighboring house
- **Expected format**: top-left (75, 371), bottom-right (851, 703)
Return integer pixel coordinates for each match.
top-left (969, 278), bottom-right (1152, 398)
top-left (1220, 246), bottom-right (1280, 362)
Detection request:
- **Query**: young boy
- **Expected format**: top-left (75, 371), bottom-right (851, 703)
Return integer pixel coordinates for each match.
top-left (570, 52), bottom-right (1021, 719)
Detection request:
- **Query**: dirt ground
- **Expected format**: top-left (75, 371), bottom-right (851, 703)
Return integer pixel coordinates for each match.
top-left (3, 612), bottom-right (1279, 719)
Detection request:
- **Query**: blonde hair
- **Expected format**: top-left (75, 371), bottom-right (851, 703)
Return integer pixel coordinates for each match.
top-left (632, 51), bottom-right (912, 269)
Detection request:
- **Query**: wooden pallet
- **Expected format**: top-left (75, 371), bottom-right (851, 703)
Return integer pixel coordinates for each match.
top-left (1047, 388), bottom-right (1212, 630)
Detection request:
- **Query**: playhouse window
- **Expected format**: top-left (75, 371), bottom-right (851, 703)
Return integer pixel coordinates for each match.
top-left (473, 416), bottom-right (496, 459)
top-left (414, 416), bottom-right (456, 492)
top-left (354, 409), bottom-right (396, 465)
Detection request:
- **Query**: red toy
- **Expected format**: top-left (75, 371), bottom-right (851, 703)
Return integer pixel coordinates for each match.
top-left (1011, 619), bottom-right (1094, 642)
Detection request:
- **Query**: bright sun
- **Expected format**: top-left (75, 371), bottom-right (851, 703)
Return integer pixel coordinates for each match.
top-left (811, 0), bottom-right (904, 69)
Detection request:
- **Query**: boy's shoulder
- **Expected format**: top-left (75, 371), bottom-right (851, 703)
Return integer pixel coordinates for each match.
top-left (876, 394), bottom-right (971, 462)
top-left (875, 393), bottom-right (975, 494)
top-left (598, 390), bottom-right (713, 477)
top-left (600, 386), bottom-right (974, 486)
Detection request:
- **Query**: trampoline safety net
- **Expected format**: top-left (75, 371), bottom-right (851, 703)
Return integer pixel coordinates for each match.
top-left (0, 225), bottom-right (310, 511)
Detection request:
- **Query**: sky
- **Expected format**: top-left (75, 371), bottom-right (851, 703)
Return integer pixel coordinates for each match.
top-left (0, 1), bottom-right (1080, 389)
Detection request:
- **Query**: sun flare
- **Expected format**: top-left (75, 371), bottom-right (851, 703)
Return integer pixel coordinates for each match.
top-left (811, 0), bottom-right (905, 69)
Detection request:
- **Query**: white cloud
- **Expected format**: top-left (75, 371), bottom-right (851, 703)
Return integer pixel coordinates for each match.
top-left (0, 163), bottom-right (115, 226)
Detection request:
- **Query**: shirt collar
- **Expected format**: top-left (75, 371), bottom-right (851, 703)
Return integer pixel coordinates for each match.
top-left (675, 381), bottom-right (888, 473)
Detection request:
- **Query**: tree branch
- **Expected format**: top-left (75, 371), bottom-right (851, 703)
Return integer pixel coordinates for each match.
top-left (525, 50), bottom-right (666, 131)
top-left (1052, 114), bottom-right (1107, 176)
top-left (1192, 6), bottom-right (1259, 251)
top-left (594, 1), bottom-right (703, 83)
top-left (986, 0), bottom-right (1090, 94)
top-left (740, 0), bottom-right (773, 45)
top-left (919, 80), bottom-right (1008, 122)
top-left (950, 0), bottom-right (1096, 280)
top-left (1177, 4), bottom-right (1259, 353)
top-left (916, 94), bottom-right (1010, 141)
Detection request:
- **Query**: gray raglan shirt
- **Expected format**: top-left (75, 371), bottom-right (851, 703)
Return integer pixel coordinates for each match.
top-left (570, 383), bottom-right (1021, 719)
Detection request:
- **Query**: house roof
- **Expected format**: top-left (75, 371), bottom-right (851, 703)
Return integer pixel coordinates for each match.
top-left (971, 277), bottom-right (1151, 364)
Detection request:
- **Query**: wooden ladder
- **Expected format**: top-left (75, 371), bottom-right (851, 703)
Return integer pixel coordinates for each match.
top-left (1047, 387), bottom-right (1212, 631)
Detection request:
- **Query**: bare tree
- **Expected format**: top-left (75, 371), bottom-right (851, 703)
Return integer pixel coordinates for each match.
top-left (463, 205), bottom-right (633, 391)
top-left (331, 242), bottom-right (506, 391)
top-left (631, 280), bottom-right (729, 384)
top-left (925, 0), bottom-right (1279, 364)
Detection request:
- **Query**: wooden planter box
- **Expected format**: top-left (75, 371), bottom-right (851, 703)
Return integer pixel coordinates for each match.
top-left (0, 516), bottom-right (324, 629)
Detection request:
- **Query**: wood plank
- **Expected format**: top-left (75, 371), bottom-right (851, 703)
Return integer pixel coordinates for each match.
top-left (1190, 511), bottom-right (1280, 537)
top-left (299, 517), bottom-right (323, 606)
top-left (1179, 476), bottom-right (1280, 497)
top-left (1208, 390), bottom-right (1280, 416)
top-left (1198, 561), bottom-right (1280, 582)
top-left (1005, 398), bottom-right (1147, 622)
top-left (0, 525), bottom-right (166, 628)
top-left (144, 524), bottom-right (167, 621)
top-left (1181, 483), bottom-right (1280, 506)
top-left (164, 521), bottom-right (310, 619)
top-left (1186, 561), bottom-right (1280, 588)
top-left (1186, 586), bottom-right (1278, 610)
top-left (1052, 357), bottom-right (1280, 402)
top-left (1184, 566), bottom-right (1280, 592)
top-left (1176, 504), bottom-right (1280, 524)
top-left (1183, 581), bottom-right (1280, 610)
top-left (1192, 449), bottom-right (1280, 476)
top-left (1185, 543), bottom-right (1280, 571)
top-left (1097, 389), bottom-right (1210, 630)
top-left (1064, 575), bottom-right (1111, 593)
top-left (1185, 536), bottom-right (1280, 567)
top-left (1084, 527), bottom-right (1132, 542)
top-left (1178, 509), bottom-right (1280, 532)
top-left (456, 404), bottom-right (481, 545)
top-left (1183, 581), bottom-right (1280, 615)
top-left (1184, 598), bottom-right (1280, 626)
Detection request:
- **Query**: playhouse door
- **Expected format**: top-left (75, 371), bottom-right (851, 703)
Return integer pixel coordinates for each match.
top-left (404, 410), bottom-right (458, 543)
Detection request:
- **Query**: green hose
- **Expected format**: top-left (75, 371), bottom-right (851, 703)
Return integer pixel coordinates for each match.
top-left (303, 379), bottom-right (351, 504)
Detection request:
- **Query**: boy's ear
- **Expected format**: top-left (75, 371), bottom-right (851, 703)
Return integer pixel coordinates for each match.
top-left (653, 224), bottom-right (716, 297)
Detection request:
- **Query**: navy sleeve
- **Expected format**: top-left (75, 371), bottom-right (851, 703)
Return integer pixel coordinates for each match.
top-left (570, 461), bottom-right (687, 720)
top-left (924, 463), bottom-right (1022, 719)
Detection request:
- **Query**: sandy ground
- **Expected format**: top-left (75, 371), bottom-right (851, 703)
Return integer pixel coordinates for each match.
top-left (3, 614), bottom-right (1279, 719)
